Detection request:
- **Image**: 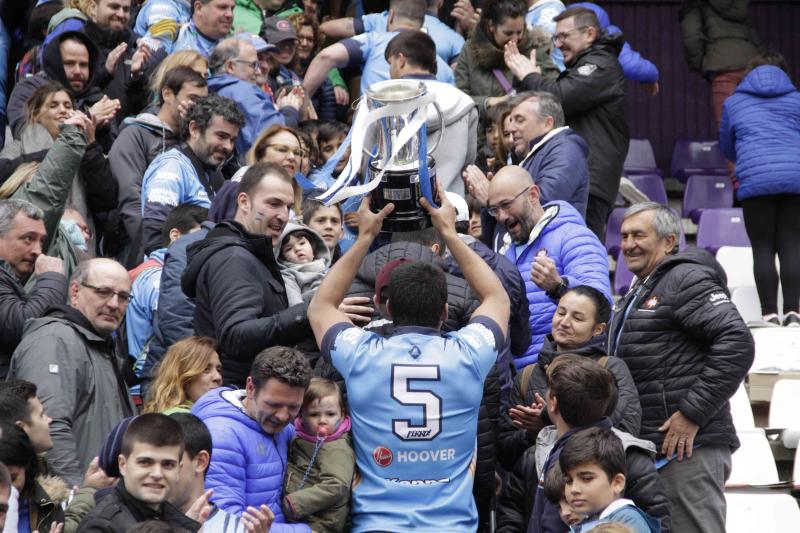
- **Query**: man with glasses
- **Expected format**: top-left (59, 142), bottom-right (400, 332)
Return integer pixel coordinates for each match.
top-left (487, 165), bottom-right (610, 368)
top-left (140, 94), bottom-right (245, 255)
top-left (504, 6), bottom-right (629, 242)
top-left (208, 35), bottom-right (303, 164)
top-left (8, 258), bottom-right (136, 486)
top-left (181, 162), bottom-right (313, 387)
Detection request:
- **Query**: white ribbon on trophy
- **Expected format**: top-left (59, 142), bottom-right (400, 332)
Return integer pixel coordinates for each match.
top-left (316, 90), bottom-right (438, 206)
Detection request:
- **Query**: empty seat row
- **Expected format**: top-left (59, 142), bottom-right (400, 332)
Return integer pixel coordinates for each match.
top-left (624, 138), bottom-right (729, 183)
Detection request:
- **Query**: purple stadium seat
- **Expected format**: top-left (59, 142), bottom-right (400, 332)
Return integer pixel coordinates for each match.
top-left (627, 174), bottom-right (668, 205)
top-left (696, 208), bottom-right (751, 254)
top-left (605, 207), bottom-right (627, 256)
top-left (624, 138), bottom-right (661, 176)
top-left (614, 250), bottom-right (635, 295)
top-left (671, 139), bottom-right (729, 183)
top-left (682, 175), bottom-right (734, 224)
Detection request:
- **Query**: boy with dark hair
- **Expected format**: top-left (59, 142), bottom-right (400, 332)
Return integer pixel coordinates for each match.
top-left (542, 464), bottom-right (586, 530)
top-left (0, 380), bottom-right (52, 453)
top-left (300, 199), bottom-right (344, 259)
top-left (384, 30), bottom-right (438, 76)
top-left (507, 355), bottom-right (669, 533)
top-left (169, 413), bottom-right (273, 532)
top-left (77, 414), bottom-right (204, 533)
top-left (560, 427), bottom-right (659, 533)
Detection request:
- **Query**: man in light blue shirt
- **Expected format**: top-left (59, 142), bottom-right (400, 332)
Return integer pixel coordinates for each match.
top-left (308, 191), bottom-right (510, 532)
top-left (172, 0), bottom-right (235, 56)
top-left (302, 0), bottom-right (454, 97)
top-left (320, 0), bottom-right (464, 65)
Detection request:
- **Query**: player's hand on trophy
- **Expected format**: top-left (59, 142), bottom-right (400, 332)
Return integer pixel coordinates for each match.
top-left (357, 196), bottom-right (394, 240)
top-left (420, 182), bottom-right (457, 238)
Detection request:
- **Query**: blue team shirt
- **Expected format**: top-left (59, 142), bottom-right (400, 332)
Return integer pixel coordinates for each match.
top-left (341, 31), bottom-right (455, 94)
top-left (141, 148), bottom-right (213, 223)
top-left (322, 317), bottom-right (503, 532)
top-left (134, 0), bottom-right (192, 52)
top-left (173, 20), bottom-right (220, 57)
top-left (358, 12), bottom-right (464, 64)
top-left (526, 0), bottom-right (566, 71)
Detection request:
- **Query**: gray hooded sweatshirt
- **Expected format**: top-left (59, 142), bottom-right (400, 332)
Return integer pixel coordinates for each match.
top-left (276, 223), bottom-right (331, 306)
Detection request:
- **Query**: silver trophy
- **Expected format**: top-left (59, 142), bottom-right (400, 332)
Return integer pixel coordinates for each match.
top-left (319, 79), bottom-right (445, 232)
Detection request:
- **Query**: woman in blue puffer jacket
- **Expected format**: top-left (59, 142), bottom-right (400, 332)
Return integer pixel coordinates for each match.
top-left (720, 52), bottom-right (800, 326)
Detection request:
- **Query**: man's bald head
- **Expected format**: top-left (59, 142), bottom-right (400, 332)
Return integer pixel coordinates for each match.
top-left (69, 258), bottom-right (131, 336)
top-left (488, 166), bottom-right (543, 243)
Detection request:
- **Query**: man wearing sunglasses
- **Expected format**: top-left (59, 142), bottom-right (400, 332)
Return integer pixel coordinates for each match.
top-left (504, 6), bottom-right (628, 242)
top-left (8, 258), bottom-right (136, 486)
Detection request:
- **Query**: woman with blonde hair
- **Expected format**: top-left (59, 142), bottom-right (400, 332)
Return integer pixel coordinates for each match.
top-left (149, 50), bottom-right (209, 100)
top-left (144, 336), bottom-right (223, 415)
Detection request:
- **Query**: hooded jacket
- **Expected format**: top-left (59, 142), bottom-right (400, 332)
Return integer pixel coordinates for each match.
top-left (456, 22), bottom-right (557, 115)
top-left (191, 387), bottom-right (311, 532)
top-left (8, 305), bottom-right (135, 486)
top-left (607, 247), bottom-right (754, 451)
top-left (182, 220), bottom-right (312, 387)
top-left (679, 0), bottom-right (762, 76)
top-left (519, 33), bottom-right (629, 205)
top-left (109, 112), bottom-right (180, 268)
top-left (522, 419), bottom-right (669, 533)
top-left (720, 65), bottom-right (800, 200)
top-left (520, 126), bottom-right (590, 217)
top-left (500, 201), bottom-right (612, 368)
top-left (277, 223), bottom-right (331, 306)
top-left (8, 30), bottom-right (104, 140)
top-left (570, 2), bottom-right (659, 83)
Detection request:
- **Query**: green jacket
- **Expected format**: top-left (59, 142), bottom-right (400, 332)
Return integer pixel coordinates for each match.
top-left (283, 432), bottom-right (354, 533)
top-left (679, 0), bottom-right (762, 75)
top-left (8, 124), bottom-right (86, 286)
top-left (233, 0), bottom-right (303, 35)
top-left (64, 487), bottom-right (97, 533)
top-left (455, 23), bottom-right (557, 115)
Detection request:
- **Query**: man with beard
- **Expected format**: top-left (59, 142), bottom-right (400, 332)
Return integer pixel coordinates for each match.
top-left (7, 258), bottom-right (136, 486)
top-left (181, 163), bottom-right (313, 387)
top-left (140, 94), bottom-right (244, 256)
top-left (505, 7), bottom-right (629, 241)
top-left (6, 31), bottom-right (119, 142)
top-left (487, 165), bottom-right (610, 368)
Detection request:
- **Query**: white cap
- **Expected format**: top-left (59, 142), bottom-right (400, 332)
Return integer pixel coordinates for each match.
top-left (445, 191), bottom-right (470, 223)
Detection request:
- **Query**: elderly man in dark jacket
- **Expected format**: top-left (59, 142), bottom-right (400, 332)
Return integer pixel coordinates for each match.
top-left (0, 199), bottom-right (66, 378)
top-left (181, 162), bottom-right (312, 387)
top-left (507, 7), bottom-right (629, 240)
top-left (608, 202), bottom-right (755, 533)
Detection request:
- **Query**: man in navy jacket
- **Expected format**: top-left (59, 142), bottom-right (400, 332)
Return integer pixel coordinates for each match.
top-left (506, 90), bottom-right (590, 217)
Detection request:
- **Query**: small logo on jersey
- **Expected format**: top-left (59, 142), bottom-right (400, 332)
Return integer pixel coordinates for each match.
top-left (536, 248), bottom-right (548, 257)
top-left (386, 477), bottom-right (450, 485)
top-left (577, 63), bottom-right (598, 76)
top-left (709, 292), bottom-right (730, 305)
top-left (373, 446), bottom-right (393, 467)
top-left (409, 345), bottom-right (421, 359)
top-left (644, 296), bottom-right (659, 309)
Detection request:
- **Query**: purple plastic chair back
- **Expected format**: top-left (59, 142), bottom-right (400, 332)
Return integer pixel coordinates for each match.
top-left (682, 175), bottom-right (734, 224)
top-left (696, 208), bottom-right (750, 254)
top-left (628, 174), bottom-right (668, 205)
top-left (614, 250), bottom-right (635, 295)
top-left (624, 138), bottom-right (661, 175)
top-left (671, 139), bottom-right (729, 183)
top-left (605, 207), bottom-right (627, 256)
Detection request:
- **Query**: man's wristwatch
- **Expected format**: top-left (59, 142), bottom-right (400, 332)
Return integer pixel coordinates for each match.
top-left (546, 278), bottom-right (568, 300)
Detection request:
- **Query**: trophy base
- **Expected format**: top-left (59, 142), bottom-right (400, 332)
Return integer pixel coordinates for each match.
top-left (369, 158), bottom-right (437, 233)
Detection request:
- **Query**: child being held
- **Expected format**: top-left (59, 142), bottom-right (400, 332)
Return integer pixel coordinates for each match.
top-left (283, 378), bottom-right (355, 533)
top-left (277, 223), bottom-right (332, 305)
top-left (559, 427), bottom-right (660, 533)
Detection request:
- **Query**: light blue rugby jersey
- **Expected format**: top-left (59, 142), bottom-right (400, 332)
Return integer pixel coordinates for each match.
top-left (340, 30), bottom-right (455, 95)
top-left (358, 12), bottom-right (465, 64)
top-left (321, 317), bottom-right (503, 532)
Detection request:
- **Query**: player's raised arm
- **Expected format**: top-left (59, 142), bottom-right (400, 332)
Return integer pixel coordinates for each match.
top-left (420, 186), bottom-right (510, 338)
top-left (308, 198), bottom-right (395, 347)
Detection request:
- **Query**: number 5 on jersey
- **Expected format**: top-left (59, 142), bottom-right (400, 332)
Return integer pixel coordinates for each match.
top-left (391, 365), bottom-right (443, 441)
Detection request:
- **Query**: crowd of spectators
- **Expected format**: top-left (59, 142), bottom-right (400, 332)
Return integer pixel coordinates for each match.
top-left (0, 0), bottom-right (786, 532)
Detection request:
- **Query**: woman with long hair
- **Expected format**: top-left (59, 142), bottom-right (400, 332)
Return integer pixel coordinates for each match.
top-left (148, 50), bottom-right (209, 103)
top-left (144, 336), bottom-right (223, 415)
top-left (248, 124), bottom-right (308, 213)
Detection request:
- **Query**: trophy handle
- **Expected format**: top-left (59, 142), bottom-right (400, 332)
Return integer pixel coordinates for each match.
top-left (427, 101), bottom-right (445, 155)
